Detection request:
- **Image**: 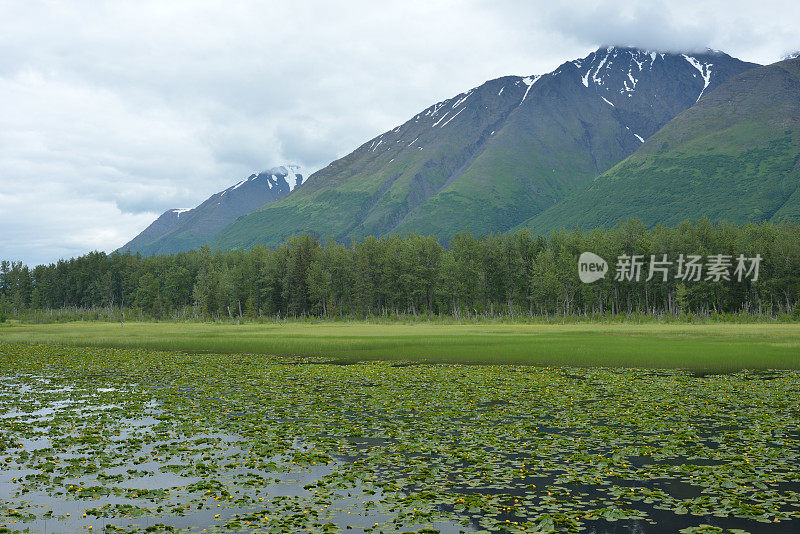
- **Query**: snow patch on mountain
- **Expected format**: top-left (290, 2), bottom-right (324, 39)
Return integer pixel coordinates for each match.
top-left (519, 75), bottom-right (541, 104)
top-left (452, 90), bottom-right (473, 109)
top-left (579, 47), bottom-right (650, 89)
top-left (683, 55), bottom-right (713, 102)
top-left (272, 165), bottom-right (304, 190)
top-left (440, 107), bottom-right (465, 127)
top-left (591, 53), bottom-right (610, 86)
top-left (218, 165), bottom-right (304, 195)
top-left (171, 208), bottom-right (191, 218)
top-left (432, 111), bottom-right (451, 128)
top-left (426, 102), bottom-right (446, 117)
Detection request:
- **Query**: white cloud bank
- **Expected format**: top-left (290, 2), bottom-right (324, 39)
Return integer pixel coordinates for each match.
top-left (1, 0), bottom-right (797, 264)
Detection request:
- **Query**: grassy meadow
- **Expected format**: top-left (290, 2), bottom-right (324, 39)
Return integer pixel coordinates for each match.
top-left (1, 320), bottom-right (799, 370)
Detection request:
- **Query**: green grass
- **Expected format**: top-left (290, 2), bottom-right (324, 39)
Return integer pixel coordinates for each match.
top-left (2, 321), bottom-right (799, 370)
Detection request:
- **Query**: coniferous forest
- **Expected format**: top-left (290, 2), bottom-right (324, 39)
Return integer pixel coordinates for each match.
top-left (2, 219), bottom-right (800, 322)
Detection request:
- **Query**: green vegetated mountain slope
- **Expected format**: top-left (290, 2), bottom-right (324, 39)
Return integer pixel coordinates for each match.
top-left (210, 47), bottom-right (757, 249)
top-left (521, 57), bottom-right (800, 234)
top-left (120, 166), bottom-right (303, 255)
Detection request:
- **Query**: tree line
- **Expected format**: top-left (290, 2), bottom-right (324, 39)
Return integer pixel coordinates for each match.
top-left (1, 218), bottom-right (799, 322)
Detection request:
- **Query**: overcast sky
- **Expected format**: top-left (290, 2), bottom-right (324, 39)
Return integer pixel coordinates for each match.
top-left (1, 0), bottom-right (798, 265)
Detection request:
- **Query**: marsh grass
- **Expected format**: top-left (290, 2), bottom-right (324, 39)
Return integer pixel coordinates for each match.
top-left (2, 321), bottom-right (800, 370)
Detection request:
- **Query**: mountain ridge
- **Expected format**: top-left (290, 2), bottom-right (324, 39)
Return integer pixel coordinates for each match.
top-left (120, 165), bottom-right (304, 255)
top-left (518, 56), bottom-right (800, 233)
top-left (208, 46), bottom-right (758, 249)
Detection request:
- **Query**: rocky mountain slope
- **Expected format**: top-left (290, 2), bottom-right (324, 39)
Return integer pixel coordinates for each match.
top-left (209, 46), bottom-right (758, 249)
top-left (121, 166), bottom-right (303, 255)
top-left (520, 57), bottom-right (800, 233)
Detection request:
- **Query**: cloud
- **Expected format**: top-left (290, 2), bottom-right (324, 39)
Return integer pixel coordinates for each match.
top-left (1, 0), bottom-right (798, 265)
top-left (534, 0), bottom-right (800, 61)
top-left (541, 2), bottom-right (711, 52)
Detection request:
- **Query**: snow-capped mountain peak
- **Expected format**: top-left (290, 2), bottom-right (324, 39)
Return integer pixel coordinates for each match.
top-left (561, 45), bottom-right (741, 108)
top-left (268, 164), bottom-right (304, 190)
top-left (219, 165), bottom-right (304, 196)
top-left (571, 46), bottom-right (679, 93)
top-left (121, 165), bottom-right (303, 254)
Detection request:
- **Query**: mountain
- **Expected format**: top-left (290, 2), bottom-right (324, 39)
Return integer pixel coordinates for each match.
top-left (209, 46), bottom-right (757, 249)
top-left (120, 166), bottom-right (303, 255)
top-left (520, 57), bottom-right (800, 233)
